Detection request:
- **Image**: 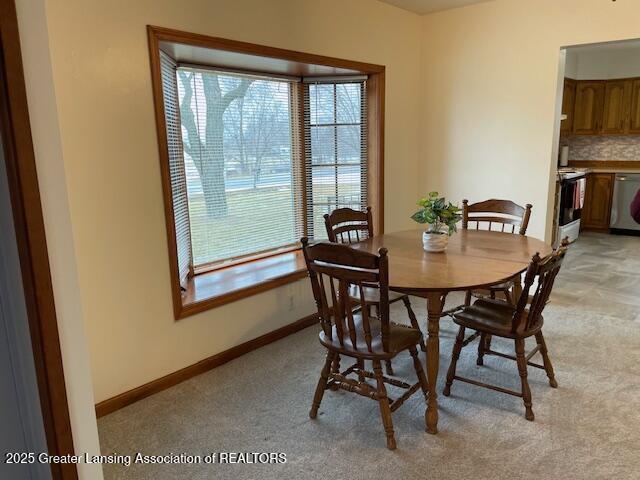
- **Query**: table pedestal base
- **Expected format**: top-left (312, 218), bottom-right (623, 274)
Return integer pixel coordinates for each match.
top-left (425, 292), bottom-right (447, 434)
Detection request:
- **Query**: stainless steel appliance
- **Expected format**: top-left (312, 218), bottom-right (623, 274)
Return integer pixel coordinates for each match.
top-left (557, 169), bottom-right (587, 243)
top-left (610, 173), bottom-right (640, 234)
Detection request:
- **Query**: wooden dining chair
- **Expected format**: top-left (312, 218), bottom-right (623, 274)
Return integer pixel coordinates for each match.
top-left (301, 238), bottom-right (428, 450)
top-left (324, 207), bottom-right (425, 361)
top-left (443, 240), bottom-right (569, 421)
top-left (462, 199), bottom-right (533, 306)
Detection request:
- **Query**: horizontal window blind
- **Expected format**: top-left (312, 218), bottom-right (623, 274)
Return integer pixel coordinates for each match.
top-left (160, 52), bottom-right (192, 285)
top-left (304, 80), bottom-right (368, 239)
top-left (176, 67), bottom-right (304, 268)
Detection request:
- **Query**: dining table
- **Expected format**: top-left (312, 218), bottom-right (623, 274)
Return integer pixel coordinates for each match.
top-left (352, 228), bottom-right (552, 434)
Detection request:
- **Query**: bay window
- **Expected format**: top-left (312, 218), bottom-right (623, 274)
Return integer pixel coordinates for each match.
top-left (149, 26), bottom-right (384, 318)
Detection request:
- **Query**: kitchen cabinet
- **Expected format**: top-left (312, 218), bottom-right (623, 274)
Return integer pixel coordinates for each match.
top-left (601, 80), bottom-right (630, 135)
top-left (582, 173), bottom-right (615, 231)
top-left (569, 76), bottom-right (640, 135)
top-left (573, 81), bottom-right (605, 135)
top-left (628, 79), bottom-right (640, 134)
top-left (561, 78), bottom-right (576, 134)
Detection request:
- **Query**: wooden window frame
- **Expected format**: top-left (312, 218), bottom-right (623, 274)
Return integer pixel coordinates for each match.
top-left (147, 26), bottom-right (385, 320)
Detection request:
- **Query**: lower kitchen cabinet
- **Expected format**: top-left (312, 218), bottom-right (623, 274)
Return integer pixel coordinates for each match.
top-left (582, 173), bottom-right (615, 231)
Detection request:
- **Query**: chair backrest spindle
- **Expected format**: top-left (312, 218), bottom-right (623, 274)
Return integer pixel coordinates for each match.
top-left (324, 207), bottom-right (374, 244)
top-left (301, 238), bottom-right (390, 354)
top-left (462, 199), bottom-right (532, 235)
top-left (511, 239), bottom-right (569, 333)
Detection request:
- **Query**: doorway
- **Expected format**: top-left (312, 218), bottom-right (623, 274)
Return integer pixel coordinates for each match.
top-left (0, 111), bottom-right (52, 479)
top-left (553, 39), bottom-right (640, 244)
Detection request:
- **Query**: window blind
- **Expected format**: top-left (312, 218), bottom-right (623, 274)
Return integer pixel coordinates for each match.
top-left (160, 52), bottom-right (192, 285)
top-left (175, 67), bottom-right (304, 268)
top-left (303, 79), bottom-right (368, 239)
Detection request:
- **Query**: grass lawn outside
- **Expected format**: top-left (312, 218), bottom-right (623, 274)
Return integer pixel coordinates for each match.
top-left (188, 183), bottom-right (361, 266)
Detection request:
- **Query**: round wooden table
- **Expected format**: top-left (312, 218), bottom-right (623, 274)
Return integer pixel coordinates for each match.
top-left (352, 229), bottom-right (551, 434)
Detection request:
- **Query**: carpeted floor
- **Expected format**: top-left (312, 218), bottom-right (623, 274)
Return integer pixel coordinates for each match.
top-left (98, 232), bottom-right (640, 479)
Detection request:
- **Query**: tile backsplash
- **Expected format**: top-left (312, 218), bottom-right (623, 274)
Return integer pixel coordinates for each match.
top-left (562, 135), bottom-right (640, 161)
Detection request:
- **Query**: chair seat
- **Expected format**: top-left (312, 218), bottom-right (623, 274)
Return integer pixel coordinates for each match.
top-left (453, 298), bottom-right (542, 338)
top-left (319, 313), bottom-right (422, 360)
top-left (348, 284), bottom-right (406, 305)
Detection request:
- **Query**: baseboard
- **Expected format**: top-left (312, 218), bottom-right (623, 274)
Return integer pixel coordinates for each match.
top-left (95, 312), bottom-right (317, 418)
top-left (610, 228), bottom-right (640, 237)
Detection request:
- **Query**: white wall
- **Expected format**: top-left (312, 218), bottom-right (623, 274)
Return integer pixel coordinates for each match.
top-left (421, 0), bottom-right (640, 242)
top-left (565, 50), bottom-right (579, 79)
top-left (567, 45), bottom-right (640, 80)
top-left (25, 0), bottom-right (423, 405)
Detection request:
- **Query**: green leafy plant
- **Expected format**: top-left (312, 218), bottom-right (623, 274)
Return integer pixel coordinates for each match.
top-left (411, 192), bottom-right (462, 235)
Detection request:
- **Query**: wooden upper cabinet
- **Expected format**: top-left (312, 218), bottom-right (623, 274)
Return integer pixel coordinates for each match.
top-left (573, 81), bottom-right (605, 134)
top-left (570, 77), bottom-right (640, 135)
top-left (560, 78), bottom-right (576, 134)
top-left (601, 80), bottom-right (630, 134)
top-left (628, 79), bottom-right (640, 134)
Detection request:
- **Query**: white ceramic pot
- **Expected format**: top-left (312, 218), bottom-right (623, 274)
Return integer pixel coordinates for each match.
top-left (422, 231), bottom-right (449, 252)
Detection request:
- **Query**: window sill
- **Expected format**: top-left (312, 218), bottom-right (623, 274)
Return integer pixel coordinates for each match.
top-left (178, 250), bottom-right (307, 319)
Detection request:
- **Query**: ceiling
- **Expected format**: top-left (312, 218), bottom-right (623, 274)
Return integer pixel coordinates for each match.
top-left (378, 0), bottom-right (492, 15)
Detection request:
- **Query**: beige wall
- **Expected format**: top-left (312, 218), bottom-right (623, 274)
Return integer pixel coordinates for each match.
top-left (15, 0), bottom-right (104, 478)
top-left (421, 0), bottom-right (640, 242)
top-left (37, 0), bottom-right (423, 403)
top-left (21, 0), bottom-right (640, 471)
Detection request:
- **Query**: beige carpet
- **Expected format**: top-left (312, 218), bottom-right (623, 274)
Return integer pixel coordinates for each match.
top-left (98, 233), bottom-right (640, 479)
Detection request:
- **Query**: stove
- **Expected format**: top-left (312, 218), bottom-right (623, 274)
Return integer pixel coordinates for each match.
top-left (556, 168), bottom-right (589, 243)
top-left (557, 168), bottom-right (588, 181)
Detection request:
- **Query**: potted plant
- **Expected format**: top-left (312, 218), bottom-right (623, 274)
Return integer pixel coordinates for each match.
top-left (411, 192), bottom-right (462, 252)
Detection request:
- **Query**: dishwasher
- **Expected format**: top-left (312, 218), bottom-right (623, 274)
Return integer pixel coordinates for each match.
top-left (610, 173), bottom-right (640, 234)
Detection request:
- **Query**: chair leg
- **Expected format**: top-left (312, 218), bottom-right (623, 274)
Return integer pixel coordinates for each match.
top-left (484, 334), bottom-right (493, 351)
top-left (515, 338), bottom-right (534, 421)
top-left (477, 332), bottom-right (486, 366)
top-left (356, 359), bottom-right (365, 382)
top-left (402, 296), bottom-right (426, 352)
top-left (310, 351), bottom-right (335, 419)
top-left (373, 360), bottom-right (396, 450)
top-left (464, 290), bottom-right (472, 306)
top-left (409, 346), bottom-right (429, 401)
top-left (331, 354), bottom-right (341, 374)
top-left (443, 326), bottom-right (466, 396)
top-left (504, 289), bottom-right (513, 305)
top-left (385, 359), bottom-right (394, 376)
top-left (535, 332), bottom-right (558, 388)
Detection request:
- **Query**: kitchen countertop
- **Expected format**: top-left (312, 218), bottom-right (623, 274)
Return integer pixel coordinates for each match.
top-left (567, 161), bottom-right (640, 173)
top-left (584, 166), bottom-right (640, 173)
